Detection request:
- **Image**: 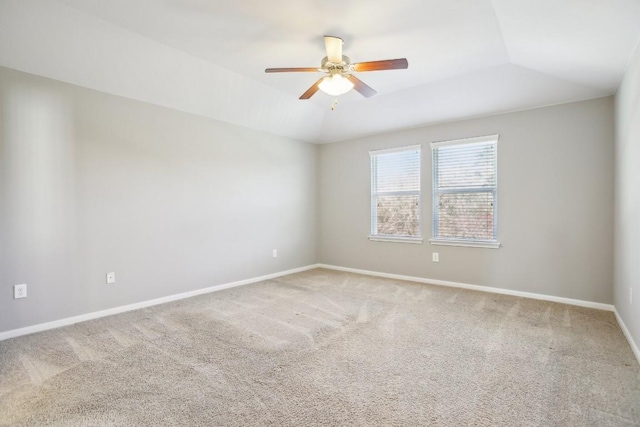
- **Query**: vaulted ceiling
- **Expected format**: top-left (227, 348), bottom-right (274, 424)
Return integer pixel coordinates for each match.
top-left (1, 0), bottom-right (639, 143)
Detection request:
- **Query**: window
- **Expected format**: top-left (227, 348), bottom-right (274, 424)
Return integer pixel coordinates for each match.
top-left (369, 145), bottom-right (421, 243)
top-left (431, 135), bottom-right (499, 248)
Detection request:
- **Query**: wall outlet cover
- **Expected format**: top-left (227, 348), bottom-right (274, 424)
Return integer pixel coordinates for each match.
top-left (14, 284), bottom-right (27, 299)
top-left (106, 272), bottom-right (116, 284)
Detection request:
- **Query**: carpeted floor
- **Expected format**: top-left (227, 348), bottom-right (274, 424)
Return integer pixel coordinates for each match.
top-left (0, 268), bottom-right (639, 426)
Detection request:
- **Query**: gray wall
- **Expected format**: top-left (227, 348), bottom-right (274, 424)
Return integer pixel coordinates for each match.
top-left (0, 67), bottom-right (317, 333)
top-left (0, 64), bottom-right (620, 335)
top-left (615, 45), bottom-right (640, 349)
top-left (318, 97), bottom-right (615, 304)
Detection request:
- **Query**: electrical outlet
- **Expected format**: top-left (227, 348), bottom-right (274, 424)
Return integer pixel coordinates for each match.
top-left (272, 249), bottom-right (277, 258)
top-left (106, 272), bottom-right (116, 284)
top-left (432, 252), bottom-right (439, 263)
top-left (13, 284), bottom-right (27, 299)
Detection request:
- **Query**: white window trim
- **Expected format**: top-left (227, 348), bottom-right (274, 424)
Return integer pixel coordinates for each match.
top-left (370, 144), bottom-right (422, 242)
top-left (369, 236), bottom-right (423, 244)
top-left (431, 134), bottom-right (499, 149)
top-left (369, 144), bottom-right (421, 156)
top-left (431, 135), bottom-right (500, 248)
top-left (430, 238), bottom-right (500, 249)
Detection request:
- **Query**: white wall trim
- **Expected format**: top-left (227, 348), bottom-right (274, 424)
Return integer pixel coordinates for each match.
top-left (317, 264), bottom-right (640, 365)
top-left (0, 264), bottom-right (320, 342)
top-left (614, 308), bottom-right (640, 366)
top-left (317, 264), bottom-right (614, 311)
top-left (5, 262), bottom-right (633, 366)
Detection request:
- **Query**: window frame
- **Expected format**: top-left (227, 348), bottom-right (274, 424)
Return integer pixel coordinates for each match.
top-left (369, 144), bottom-right (423, 244)
top-left (430, 135), bottom-right (500, 249)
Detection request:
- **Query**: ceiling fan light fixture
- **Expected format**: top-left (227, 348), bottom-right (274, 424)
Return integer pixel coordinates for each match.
top-left (265, 35), bottom-right (408, 99)
top-left (318, 74), bottom-right (354, 96)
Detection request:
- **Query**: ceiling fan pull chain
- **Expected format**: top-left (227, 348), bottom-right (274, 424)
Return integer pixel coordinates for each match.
top-left (330, 98), bottom-right (338, 111)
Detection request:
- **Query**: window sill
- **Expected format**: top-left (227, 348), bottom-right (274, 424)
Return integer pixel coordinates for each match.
top-left (369, 236), bottom-right (423, 244)
top-left (429, 239), bottom-right (500, 249)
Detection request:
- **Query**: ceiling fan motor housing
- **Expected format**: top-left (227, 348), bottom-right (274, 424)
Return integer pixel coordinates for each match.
top-left (321, 56), bottom-right (353, 75)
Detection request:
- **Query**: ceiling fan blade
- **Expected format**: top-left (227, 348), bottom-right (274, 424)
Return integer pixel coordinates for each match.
top-left (324, 36), bottom-right (343, 63)
top-left (352, 58), bottom-right (408, 72)
top-left (299, 78), bottom-right (325, 100)
top-left (265, 67), bottom-right (319, 73)
top-left (347, 75), bottom-right (377, 98)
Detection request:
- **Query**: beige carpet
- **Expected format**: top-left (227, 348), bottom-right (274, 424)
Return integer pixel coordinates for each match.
top-left (0, 268), bottom-right (638, 426)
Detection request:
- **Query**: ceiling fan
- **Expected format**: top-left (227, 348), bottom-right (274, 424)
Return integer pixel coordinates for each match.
top-left (265, 36), bottom-right (409, 100)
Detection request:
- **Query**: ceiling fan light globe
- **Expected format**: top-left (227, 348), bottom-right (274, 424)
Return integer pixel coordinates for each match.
top-left (318, 74), bottom-right (354, 96)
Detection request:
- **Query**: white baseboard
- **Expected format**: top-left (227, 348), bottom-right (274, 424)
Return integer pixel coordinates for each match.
top-left (5, 262), bottom-right (633, 366)
top-left (316, 263), bottom-right (614, 311)
top-left (318, 264), bottom-right (638, 366)
top-left (614, 309), bottom-right (640, 366)
top-left (0, 264), bottom-right (320, 342)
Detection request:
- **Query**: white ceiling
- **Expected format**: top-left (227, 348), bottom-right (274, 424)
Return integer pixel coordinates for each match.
top-left (1, 0), bottom-right (639, 143)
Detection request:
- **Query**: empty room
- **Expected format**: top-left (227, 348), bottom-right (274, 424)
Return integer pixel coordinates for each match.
top-left (1, 0), bottom-right (639, 425)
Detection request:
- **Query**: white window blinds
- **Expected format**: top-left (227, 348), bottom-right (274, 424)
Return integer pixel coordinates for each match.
top-left (370, 145), bottom-right (421, 240)
top-left (431, 135), bottom-right (498, 246)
